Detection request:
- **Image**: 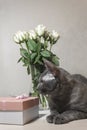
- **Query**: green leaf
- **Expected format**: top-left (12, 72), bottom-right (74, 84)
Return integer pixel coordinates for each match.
top-left (27, 39), bottom-right (38, 52)
top-left (21, 57), bottom-right (29, 65)
top-left (34, 54), bottom-right (41, 64)
top-left (30, 53), bottom-right (37, 62)
top-left (21, 57), bottom-right (24, 63)
top-left (38, 60), bottom-right (43, 65)
top-left (41, 50), bottom-right (51, 58)
top-left (37, 42), bottom-right (42, 52)
top-left (52, 55), bottom-right (59, 66)
top-left (20, 48), bottom-right (30, 59)
top-left (27, 66), bottom-right (30, 75)
top-left (17, 57), bottom-right (22, 63)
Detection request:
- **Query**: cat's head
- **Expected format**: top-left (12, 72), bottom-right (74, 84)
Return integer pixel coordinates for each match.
top-left (37, 59), bottom-right (67, 95)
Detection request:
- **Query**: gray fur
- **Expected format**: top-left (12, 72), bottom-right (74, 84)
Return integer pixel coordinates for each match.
top-left (37, 60), bottom-right (87, 124)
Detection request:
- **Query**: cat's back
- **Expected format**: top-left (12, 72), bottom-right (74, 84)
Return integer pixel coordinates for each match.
top-left (72, 74), bottom-right (87, 84)
top-left (68, 74), bottom-right (87, 112)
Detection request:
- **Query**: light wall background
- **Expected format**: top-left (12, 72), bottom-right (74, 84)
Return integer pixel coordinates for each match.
top-left (0, 0), bottom-right (87, 96)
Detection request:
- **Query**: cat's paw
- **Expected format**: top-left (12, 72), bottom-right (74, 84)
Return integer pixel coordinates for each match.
top-left (53, 115), bottom-right (68, 124)
top-left (46, 115), bottom-right (54, 123)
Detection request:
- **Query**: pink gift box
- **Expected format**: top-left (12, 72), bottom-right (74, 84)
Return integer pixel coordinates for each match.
top-left (0, 97), bottom-right (39, 125)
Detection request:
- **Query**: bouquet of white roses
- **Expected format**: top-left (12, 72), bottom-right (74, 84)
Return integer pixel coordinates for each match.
top-left (13, 25), bottom-right (60, 108)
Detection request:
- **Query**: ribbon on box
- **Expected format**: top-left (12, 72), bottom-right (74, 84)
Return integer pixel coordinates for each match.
top-left (16, 94), bottom-right (29, 99)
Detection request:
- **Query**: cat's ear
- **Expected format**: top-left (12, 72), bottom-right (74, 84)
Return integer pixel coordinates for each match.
top-left (43, 59), bottom-right (60, 77)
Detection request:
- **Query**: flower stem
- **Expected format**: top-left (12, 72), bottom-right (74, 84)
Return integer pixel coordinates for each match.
top-left (20, 44), bottom-right (23, 48)
top-left (30, 65), bottom-right (35, 84)
top-left (50, 44), bottom-right (52, 51)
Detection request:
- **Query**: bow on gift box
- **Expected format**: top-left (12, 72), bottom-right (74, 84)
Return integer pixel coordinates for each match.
top-left (16, 94), bottom-right (29, 99)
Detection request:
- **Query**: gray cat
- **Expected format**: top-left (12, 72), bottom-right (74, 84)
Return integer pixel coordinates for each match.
top-left (37, 60), bottom-right (87, 124)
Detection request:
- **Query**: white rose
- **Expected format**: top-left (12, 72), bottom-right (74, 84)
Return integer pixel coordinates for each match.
top-left (51, 30), bottom-right (60, 40)
top-left (40, 37), bottom-right (45, 43)
top-left (28, 30), bottom-right (37, 39)
top-left (23, 31), bottom-right (29, 41)
top-left (13, 31), bottom-right (29, 43)
top-left (35, 24), bottom-right (46, 36)
top-left (13, 34), bottom-right (20, 43)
